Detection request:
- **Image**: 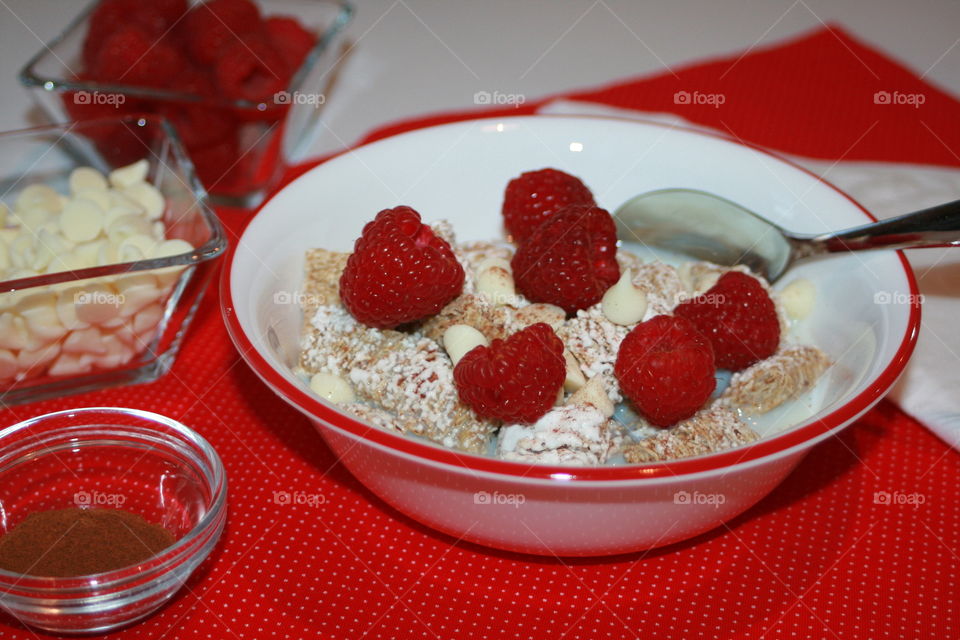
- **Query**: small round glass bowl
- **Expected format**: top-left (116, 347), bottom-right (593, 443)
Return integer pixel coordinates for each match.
top-left (0, 407), bottom-right (227, 634)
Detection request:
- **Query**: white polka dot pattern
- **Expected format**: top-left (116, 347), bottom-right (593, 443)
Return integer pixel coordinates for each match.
top-left (0, 243), bottom-right (956, 639)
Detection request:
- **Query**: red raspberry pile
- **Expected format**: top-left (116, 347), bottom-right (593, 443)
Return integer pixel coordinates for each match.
top-left (68, 0), bottom-right (316, 192)
top-left (511, 204), bottom-right (621, 315)
top-left (336, 169), bottom-right (783, 429)
top-left (615, 272), bottom-right (781, 426)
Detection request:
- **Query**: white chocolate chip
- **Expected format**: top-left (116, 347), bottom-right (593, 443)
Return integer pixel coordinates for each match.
top-left (97, 241), bottom-right (119, 266)
top-left (123, 182), bottom-right (164, 220)
top-left (19, 292), bottom-right (67, 347)
top-left (69, 167), bottom-right (109, 194)
top-left (779, 278), bottom-right (816, 320)
top-left (62, 326), bottom-right (107, 355)
top-left (133, 303), bottom-right (164, 337)
top-left (149, 238), bottom-right (193, 259)
top-left (73, 282), bottom-right (121, 325)
top-left (14, 206), bottom-right (53, 230)
top-left (48, 352), bottom-right (95, 377)
top-left (0, 313), bottom-right (29, 350)
top-left (309, 372), bottom-right (356, 403)
top-left (601, 268), bottom-right (648, 326)
top-left (563, 349), bottom-right (587, 392)
top-left (9, 234), bottom-right (36, 270)
top-left (93, 334), bottom-right (133, 369)
top-left (0, 240), bottom-right (9, 271)
top-left (17, 342), bottom-right (60, 374)
top-left (566, 377), bottom-right (614, 418)
top-left (109, 159), bottom-right (149, 190)
top-left (476, 257), bottom-right (518, 306)
top-left (60, 198), bottom-right (104, 243)
top-left (0, 348), bottom-right (17, 380)
top-left (74, 188), bottom-right (112, 213)
top-left (442, 324), bottom-right (488, 366)
top-left (116, 273), bottom-right (160, 317)
top-left (15, 184), bottom-right (61, 213)
top-left (107, 213), bottom-right (153, 243)
top-left (56, 287), bottom-right (91, 331)
top-left (117, 233), bottom-right (159, 261)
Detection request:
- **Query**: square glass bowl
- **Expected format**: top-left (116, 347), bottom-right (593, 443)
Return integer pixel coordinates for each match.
top-left (0, 407), bottom-right (228, 634)
top-left (0, 116), bottom-right (226, 405)
top-left (19, 0), bottom-right (353, 207)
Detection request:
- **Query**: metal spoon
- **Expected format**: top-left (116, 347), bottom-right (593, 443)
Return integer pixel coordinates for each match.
top-left (613, 188), bottom-right (960, 282)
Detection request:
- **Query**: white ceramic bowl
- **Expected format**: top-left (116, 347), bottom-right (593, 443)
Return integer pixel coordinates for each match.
top-left (223, 115), bottom-right (919, 556)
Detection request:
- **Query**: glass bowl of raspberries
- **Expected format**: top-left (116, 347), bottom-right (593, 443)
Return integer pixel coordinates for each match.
top-left (222, 115), bottom-right (920, 556)
top-left (19, 0), bottom-right (353, 207)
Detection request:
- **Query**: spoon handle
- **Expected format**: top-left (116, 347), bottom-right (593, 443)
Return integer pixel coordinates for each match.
top-left (791, 199), bottom-right (960, 258)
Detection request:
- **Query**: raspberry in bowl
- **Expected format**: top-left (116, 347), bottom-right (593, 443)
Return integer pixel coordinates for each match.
top-left (223, 115), bottom-right (920, 556)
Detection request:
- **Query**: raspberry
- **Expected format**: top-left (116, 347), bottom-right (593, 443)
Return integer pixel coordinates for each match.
top-left (511, 205), bottom-right (620, 315)
top-left (502, 168), bottom-right (595, 244)
top-left (84, 0), bottom-right (188, 68)
top-left (339, 207), bottom-right (465, 329)
top-left (184, 0), bottom-right (263, 67)
top-left (189, 135), bottom-right (241, 190)
top-left (215, 36), bottom-right (290, 102)
top-left (454, 323), bottom-right (565, 424)
top-left (674, 271), bottom-right (781, 371)
top-left (614, 315), bottom-right (716, 427)
top-left (93, 26), bottom-right (184, 88)
top-left (265, 16), bottom-right (316, 72)
top-left (159, 103), bottom-right (236, 149)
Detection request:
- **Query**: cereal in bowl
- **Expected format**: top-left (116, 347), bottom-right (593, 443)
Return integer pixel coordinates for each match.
top-left (296, 168), bottom-right (831, 465)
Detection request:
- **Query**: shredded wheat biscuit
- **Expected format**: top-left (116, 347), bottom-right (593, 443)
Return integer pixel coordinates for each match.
top-left (721, 344), bottom-right (831, 414)
top-left (622, 405), bottom-right (758, 463)
top-left (301, 305), bottom-right (495, 453)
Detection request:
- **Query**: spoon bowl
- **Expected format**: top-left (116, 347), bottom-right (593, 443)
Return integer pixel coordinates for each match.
top-left (614, 188), bottom-right (960, 282)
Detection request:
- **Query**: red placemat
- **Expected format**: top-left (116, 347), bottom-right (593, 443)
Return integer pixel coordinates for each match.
top-left (2, 25), bottom-right (959, 640)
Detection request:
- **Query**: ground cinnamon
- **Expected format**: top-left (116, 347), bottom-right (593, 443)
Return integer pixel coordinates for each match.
top-left (0, 508), bottom-right (175, 577)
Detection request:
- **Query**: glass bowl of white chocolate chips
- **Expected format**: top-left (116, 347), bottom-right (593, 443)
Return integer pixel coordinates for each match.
top-left (0, 116), bottom-right (226, 404)
top-left (224, 115), bottom-right (920, 556)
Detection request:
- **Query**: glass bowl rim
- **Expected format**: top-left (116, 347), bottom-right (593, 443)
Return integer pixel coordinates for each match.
top-left (0, 406), bottom-right (228, 590)
top-left (0, 115), bottom-right (227, 294)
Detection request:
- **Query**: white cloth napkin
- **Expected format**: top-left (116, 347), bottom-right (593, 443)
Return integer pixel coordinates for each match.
top-left (539, 99), bottom-right (960, 449)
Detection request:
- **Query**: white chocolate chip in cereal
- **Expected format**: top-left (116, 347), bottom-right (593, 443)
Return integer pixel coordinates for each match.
top-left (563, 349), bottom-right (587, 392)
top-left (309, 372), bottom-right (357, 403)
top-left (601, 268), bottom-right (647, 326)
top-left (475, 257), bottom-right (517, 306)
top-left (442, 324), bottom-right (488, 366)
top-left (69, 167), bottom-right (109, 194)
top-left (108, 159), bottom-right (149, 190)
top-left (779, 278), bottom-right (815, 320)
top-left (566, 377), bottom-right (614, 418)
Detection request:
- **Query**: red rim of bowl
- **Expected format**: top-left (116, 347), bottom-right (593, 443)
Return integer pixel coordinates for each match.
top-left (221, 114), bottom-right (921, 482)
